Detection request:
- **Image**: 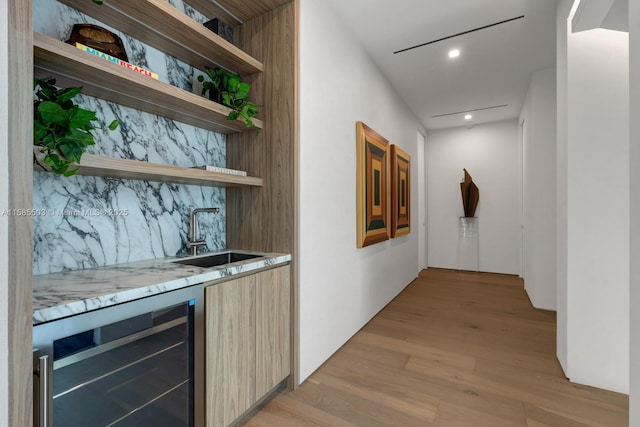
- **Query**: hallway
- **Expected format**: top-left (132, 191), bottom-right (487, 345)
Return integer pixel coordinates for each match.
top-left (246, 269), bottom-right (628, 426)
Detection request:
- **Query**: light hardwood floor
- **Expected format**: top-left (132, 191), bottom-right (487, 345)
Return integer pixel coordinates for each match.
top-left (244, 268), bottom-right (629, 427)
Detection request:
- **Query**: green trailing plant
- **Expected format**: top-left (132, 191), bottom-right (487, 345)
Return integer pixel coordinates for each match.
top-left (197, 67), bottom-right (259, 128)
top-left (33, 77), bottom-right (119, 177)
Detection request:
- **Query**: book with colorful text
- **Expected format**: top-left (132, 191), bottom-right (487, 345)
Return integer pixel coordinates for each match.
top-left (74, 42), bottom-right (159, 80)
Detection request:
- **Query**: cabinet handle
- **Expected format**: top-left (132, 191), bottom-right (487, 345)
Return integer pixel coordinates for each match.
top-left (34, 354), bottom-right (49, 427)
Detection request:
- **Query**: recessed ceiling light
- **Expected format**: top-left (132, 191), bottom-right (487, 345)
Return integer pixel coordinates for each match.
top-left (448, 49), bottom-right (460, 58)
top-left (464, 114), bottom-right (473, 120)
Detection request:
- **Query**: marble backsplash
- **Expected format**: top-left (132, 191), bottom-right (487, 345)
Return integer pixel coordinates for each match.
top-left (33, 0), bottom-right (227, 275)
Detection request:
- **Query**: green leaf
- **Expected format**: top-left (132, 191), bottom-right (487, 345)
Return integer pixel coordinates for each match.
top-left (44, 152), bottom-right (73, 176)
top-left (227, 75), bottom-right (240, 92)
top-left (246, 103), bottom-right (258, 117)
top-left (37, 101), bottom-right (68, 126)
top-left (43, 152), bottom-right (60, 167)
top-left (36, 87), bottom-right (56, 102)
top-left (108, 120), bottom-right (119, 131)
top-left (63, 167), bottom-right (79, 177)
top-left (57, 87), bottom-right (82, 103)
top-left (204, 67), bottom-right (216, 81)
top-left (236, 82), bottom-right (250, 99)
top-left (69, 107), bottom-right (97, 129)
top-left (33, 121), bottom-right (48, 140)
top-left (58, 142), bottom-right (84, 163)
top-left (227, 111), bottom-right (239, 121)
top-left (221, 93), bottom-right (233, 107)
top-left (63, 128), bottom-right (95, 148)
top-left (41, 133), bottom-right (56, 149)
top-left (34, 77), bottom-right (55, 91)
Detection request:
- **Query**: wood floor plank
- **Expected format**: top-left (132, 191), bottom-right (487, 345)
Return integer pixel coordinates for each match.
top-left (435, 400), bottom-right (526, 427)
top-left (242, 268), bottom-right (628, 426)
top-left (524, 402), bottom-right (618, 427)
top-left (475, 358), bottom-right (628, 412)
top-left (284, 378), bottom-right (436, 426)
top-left (311, 371), bottom-right (439, 423)
top-left (244, 392), bottom-right (358, 427)
top-left (322, 347), bottom-right (526, 425)
top-left (332, 340), bottom-right (410, 370)
top-left (352, 331), bottom-right (477, 371)
top-left (406, 354), bottom-right (626, 426)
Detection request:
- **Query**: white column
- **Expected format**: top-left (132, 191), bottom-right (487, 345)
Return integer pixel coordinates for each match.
top-left (560, 0), bottom-right (630, 393)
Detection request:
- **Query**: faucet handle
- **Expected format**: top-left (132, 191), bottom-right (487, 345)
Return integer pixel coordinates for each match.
top-left (186, 240), bottom-right (207, 256)
top-left (186, 240), bottom-right (207, 249)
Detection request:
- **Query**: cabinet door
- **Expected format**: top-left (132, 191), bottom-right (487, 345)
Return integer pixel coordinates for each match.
top-left (255, 266), bottom-right (291, 398)
top-left (205, 275), bottom-right (256, 427)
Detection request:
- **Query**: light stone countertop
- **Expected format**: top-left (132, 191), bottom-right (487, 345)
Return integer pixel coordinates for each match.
top-left (33, 250), bottom-right (291, 325)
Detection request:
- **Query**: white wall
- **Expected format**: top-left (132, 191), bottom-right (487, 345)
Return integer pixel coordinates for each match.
top-left (630, 0), bottom-right (639, 421)
top-left (519, 68), bottom-right (557, 311)
top-left (298, 0), bottom-right (424, 383)
top-left (559, 3), bottom-right (630, 393)
top-left (426, 121), bottom-right (520, 275)
top-left (556, 0), bottom-right (572, 377)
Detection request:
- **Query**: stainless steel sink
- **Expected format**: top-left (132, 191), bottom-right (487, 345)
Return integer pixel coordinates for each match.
top-left (172, 251), bottom-right (263, 268)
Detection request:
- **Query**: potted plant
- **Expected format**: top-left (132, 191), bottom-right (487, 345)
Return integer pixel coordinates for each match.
top-left (197, 67), bottom-right (259, 128)
top-left (33, 77), bottom-right (119, 176)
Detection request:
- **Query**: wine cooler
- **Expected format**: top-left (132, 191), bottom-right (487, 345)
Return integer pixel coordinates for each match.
top-left (33, 284), bottom-right (205, 427)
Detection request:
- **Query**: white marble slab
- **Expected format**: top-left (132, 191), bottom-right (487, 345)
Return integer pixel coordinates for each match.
top-left (33, 252), bottom-right (292, 325)
top-left (32, 0), bottom-right (227, 275)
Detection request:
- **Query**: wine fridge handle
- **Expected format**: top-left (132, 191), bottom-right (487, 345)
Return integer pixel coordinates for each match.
top-left (33, 353), bottom-right (49, 427)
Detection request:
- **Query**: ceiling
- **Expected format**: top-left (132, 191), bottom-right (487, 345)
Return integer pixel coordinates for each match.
top-left (323, 0), bottom-right (559, 130)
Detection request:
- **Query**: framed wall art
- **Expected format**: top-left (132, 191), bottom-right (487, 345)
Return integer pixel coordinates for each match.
top-left (391, 144), bottom-right (411, 237)
top-left (356, 121), bottom-right (390, 248)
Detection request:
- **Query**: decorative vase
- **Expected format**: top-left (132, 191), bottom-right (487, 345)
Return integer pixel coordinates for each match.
top-left (66, 23), bottom-right (128, 62)
top-left (208, 87), bottom-right (223, 105)
top-left (203, 18), bottom-right (233, 44)
top-left (457, 217), bottom-right (479, 272)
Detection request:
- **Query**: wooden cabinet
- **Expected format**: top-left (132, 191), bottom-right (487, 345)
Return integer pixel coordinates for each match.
top-left (256, 266), bottom-right (291, 397)
top-left (205, 274), bottom-right (256, 427)
top-left (204, 265), bottom-right (290, 427)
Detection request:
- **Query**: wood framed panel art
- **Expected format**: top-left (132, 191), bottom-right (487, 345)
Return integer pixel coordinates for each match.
top-left (391, 144), bottom-right (411, 237)
top-left (356, 121), bottom-right (390, 248)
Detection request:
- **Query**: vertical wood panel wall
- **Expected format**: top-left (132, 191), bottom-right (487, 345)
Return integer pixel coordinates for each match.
top-left (3, 0), bottom-right (34, 426)
top-left (226, 0), bottom-right (298, 386)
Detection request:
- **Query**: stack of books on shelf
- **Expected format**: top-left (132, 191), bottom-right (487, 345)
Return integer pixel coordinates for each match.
top-left (193, 165), bottom-right (247, 176)
top-left (74, 42), bottom-right (159, 80)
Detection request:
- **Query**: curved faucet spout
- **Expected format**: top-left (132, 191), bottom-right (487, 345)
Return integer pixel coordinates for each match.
top-left (187, 207), bottom-right (220, 256)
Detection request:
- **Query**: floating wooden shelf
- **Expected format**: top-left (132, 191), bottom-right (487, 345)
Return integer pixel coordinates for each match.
top-left (34, 33), bottom-right (263, 135)
top-left (58, 0), bottom-right (263, 75)
top-left (187, 0), bottom-right (292, 25)
top-left (34, 152), bottom-right (263, 188)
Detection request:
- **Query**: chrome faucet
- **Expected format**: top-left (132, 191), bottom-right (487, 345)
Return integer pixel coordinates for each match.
top-left (186, 207), bottom-right (220, 256)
